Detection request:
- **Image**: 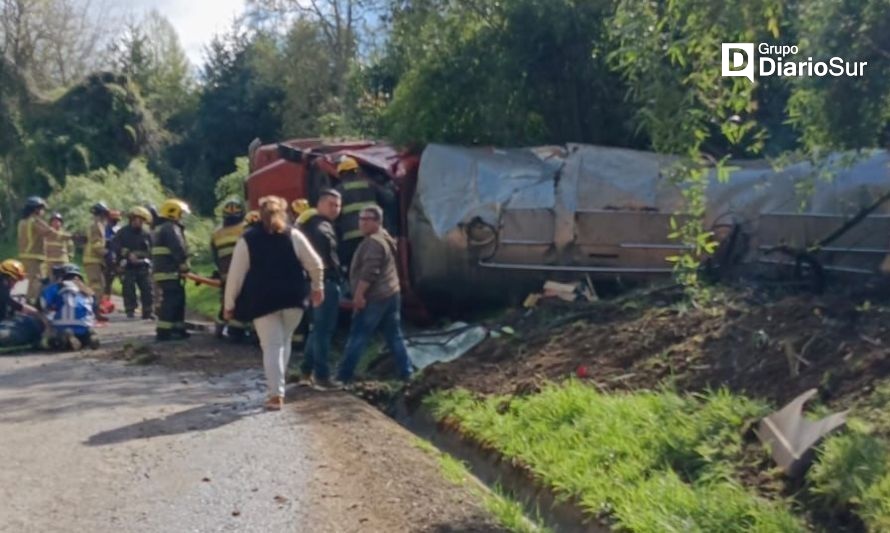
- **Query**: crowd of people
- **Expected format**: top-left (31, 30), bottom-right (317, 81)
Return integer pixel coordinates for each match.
top-left (0, 157), bottom-right (414, 410)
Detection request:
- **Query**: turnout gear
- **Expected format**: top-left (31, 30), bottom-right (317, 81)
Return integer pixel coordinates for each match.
top-left (83, 218), bottom-right (107, 303)
top-left (113, 223), bottom-right (154, 317)
top-left (152, 219), bottom-right (189, 339)
top-left (211, 216), bottom-right (246, 339)
top-left (18, 211), bottom-right (61, 302)
top-left (158, 199), bottom-right (190, 222)
top-left (0, 259), bottom-right (26, 281)
top-left (43, 230), bottom-right (71, 268)
top-left (336, 173), bottom-right (379, 266)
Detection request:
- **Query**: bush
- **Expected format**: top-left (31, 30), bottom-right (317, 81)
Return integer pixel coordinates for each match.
top-left (862, 471), bottom-right (890, 531)
top-left (214, 157), bottom-right (249, 216)
top-left (47, 160), bottom-right (165, 235)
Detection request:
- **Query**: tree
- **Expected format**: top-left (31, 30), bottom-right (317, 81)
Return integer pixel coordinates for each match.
top-left (108, 10), bottom-right (194, 127)
top-left (0, 0), bottom-right (114, 90)
top-left (381, 0), bottom-right (637, 147)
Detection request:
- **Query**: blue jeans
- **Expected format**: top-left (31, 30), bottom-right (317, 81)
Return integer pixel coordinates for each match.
top-left (300, 280), bottom-right (341, 380)
top-left (337, 294), bottom-right (413, 382)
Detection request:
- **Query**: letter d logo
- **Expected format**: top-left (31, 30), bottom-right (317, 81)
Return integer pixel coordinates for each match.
top-left (722, 43), bottom-right (755, 83)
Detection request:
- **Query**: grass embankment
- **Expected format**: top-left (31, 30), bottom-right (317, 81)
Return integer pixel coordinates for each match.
top-left (412, 437), bottom-right (552, 533)
top-left (427, 382), bottom-right (804, 532)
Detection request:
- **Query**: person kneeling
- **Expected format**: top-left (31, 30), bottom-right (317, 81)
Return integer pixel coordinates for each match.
top-left (41, 264), bottom-right (99, 351)
top-left (0, 259), bottom-right (46, 350)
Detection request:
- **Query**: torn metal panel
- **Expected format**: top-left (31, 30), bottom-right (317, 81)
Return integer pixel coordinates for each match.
top-left (755, 388), bottom-right (848, 477)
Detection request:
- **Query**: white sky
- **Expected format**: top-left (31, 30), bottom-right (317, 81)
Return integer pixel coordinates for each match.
top-left (128, 0), bottom-right (248, 67)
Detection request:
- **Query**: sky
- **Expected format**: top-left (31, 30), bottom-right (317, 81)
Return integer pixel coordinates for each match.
top-left (129, 0), bottom-right (248, 66)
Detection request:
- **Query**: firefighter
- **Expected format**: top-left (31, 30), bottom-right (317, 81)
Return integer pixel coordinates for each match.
top-left (17, 196), bottom-right (62, 304)
top-left (244, 210), bottom-right (261, 228)
top-left (335, 157), bottom-right (380, 271)
top-left (152, 199), bottom-right (191, 341)
top-left (211, 197), bottom-right (247, 339)
top-left (291, 198), bottom-right (315, 224)
top-left (83, 202), bottom-right (110, 320)
top-left (43, 213), bottom-right (72, 276)
top-left (0, 259), bottom-right (46, 349)
top-left (103, 209), bottom-right (122, 300)
top-left (112, 206), bottom-right (154, 319)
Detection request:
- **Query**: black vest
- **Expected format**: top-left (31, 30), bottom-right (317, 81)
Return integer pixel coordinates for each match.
top-left (234, 227), bottom-right (307, 322)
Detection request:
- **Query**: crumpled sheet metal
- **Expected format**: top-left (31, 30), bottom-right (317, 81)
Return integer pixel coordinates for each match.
top-left (755, 388), bottom-right (848, 478)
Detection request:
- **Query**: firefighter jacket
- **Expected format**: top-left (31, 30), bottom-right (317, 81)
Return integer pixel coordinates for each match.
top-left (43, 231), bottom-right (72, 264)
top-left (18, 216), bottom-right (59, 261)
top-left (112, 225), bottom-right (153, 269)
top-left (336, 177), bottom-right (379, 242)
top-left (210, 222), bottom-right (244, 278)
top-left (152, 220), bottom-right (189, 282)
top-left (83, 220), bottom-right (107, 265)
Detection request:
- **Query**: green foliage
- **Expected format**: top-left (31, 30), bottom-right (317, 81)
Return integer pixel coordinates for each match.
top-left (382, 0), bottom-right (638, 147)
top-left (427, 383), bottom-right (802, 532)
top-left (214, 157), bottom-right (249, 215)
top-left (183, 216), bottom-right (215, 266)
top-left (46, 160), bottom-right (165, 233)
top-left (787, 0), bottom-right (890, 150)
top-left (183, 265), bottom-right (220, 319)
top-left (862, 471), bottom-right (890, 531)
top-left (808, 431), bottom-right (889, 517)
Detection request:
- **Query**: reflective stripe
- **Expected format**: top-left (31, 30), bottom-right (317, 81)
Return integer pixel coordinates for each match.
top-left (153, 272), bottom-right (180, 282)
top-left (228, 320), bottom-right (247, 328)
top-left (152, 246), bottom-right (172, 256)
top-left (344, 229), bottom-right (364, 241)
top-left (217, 246), bottom-right (235, 258)
top-left (213, 235), bottom-right (240, 247)
top-left (156, 321), bottom-right (175, 329)
top-left (19, 253), bottom-right (45, 260)
top-left (292, 333), bottom-right (305, 342)
top-left (342, 201), bottom-right (376, 215)
top-left (343, 180), bottom-right (371, 191)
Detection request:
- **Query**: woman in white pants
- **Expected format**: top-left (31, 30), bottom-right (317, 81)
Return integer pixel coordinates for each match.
top-left (224, 196), bottom-right (323, 410)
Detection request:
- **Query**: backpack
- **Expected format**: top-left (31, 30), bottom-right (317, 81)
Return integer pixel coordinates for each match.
top-left (48, 281), bottom-right (95, 334)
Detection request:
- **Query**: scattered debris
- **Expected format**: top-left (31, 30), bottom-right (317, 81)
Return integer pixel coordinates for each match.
top-left (755, 388), bottom-right (849, 477)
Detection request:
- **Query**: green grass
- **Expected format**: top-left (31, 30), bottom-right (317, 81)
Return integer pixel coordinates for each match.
top-left (426, 381), bottom-right (804, 532)
top-left (183, 264), bottom-right (221, 320)
top-left (411, 437), bottom-right (552, 533)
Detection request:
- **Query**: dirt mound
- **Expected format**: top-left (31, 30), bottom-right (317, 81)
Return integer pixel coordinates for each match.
top-left (406, 287), bottom-right (890, 412)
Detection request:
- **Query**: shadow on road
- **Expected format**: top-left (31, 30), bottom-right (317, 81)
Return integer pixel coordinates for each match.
top-left (85, 401), bottom-right (256, 446)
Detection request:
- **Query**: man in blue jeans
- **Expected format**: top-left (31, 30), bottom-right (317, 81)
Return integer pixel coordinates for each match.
top-left (298, 190), bottom-right (343, 389)
top-left (336, 205), bottom-right (413, 384)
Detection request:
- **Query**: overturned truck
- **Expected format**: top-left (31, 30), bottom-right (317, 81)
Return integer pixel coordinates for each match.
top-left (246, 139), bottom-right (890, 311)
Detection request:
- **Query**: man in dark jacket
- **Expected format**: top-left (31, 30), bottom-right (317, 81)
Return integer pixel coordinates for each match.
top-left (113, 206), bottom-right (154, 319)
top-left (336, 205), bottom-right (412, 384)
top-left (152, 199), bottom-right (191, 341)
top-left (298, 190), bottom-right (342, 388)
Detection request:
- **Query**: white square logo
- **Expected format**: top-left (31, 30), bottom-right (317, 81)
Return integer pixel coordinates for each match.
top-left (722, 43), bottom-right (755, 83)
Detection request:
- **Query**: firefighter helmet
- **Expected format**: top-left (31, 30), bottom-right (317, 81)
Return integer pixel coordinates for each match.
top-left (244, 210), bottom-right (260, 225)
top-left (61, 263), bottom-right (83, 280)
top-left (291, 198), bottom-right (310, 216)
top-left (158, 199), bottom-right (191, 221)
top-left (0, 259), bottom-right (26, 281)
top-left (129, 206), bottom-right (153, 224)
top-left (90, 202), bottom-right (109, 216)
top-left (50, 212), bottom-right (63, 223)
top-left (337, 156), bottom-right (359, 174)
top-left (25, 196), bottom-right (47, 210)
top-left (222, 197), bottom-right (245, 218)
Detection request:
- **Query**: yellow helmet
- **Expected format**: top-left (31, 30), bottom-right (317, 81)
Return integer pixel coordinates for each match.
top-left (0, 259), bottom-right (26, 281)
top-left (159, 199), bottom-right (191, 221)
top-left (244, 210), bottom-right (260, 225)
top-left (337, 156), bottom-right (359, 174)
top-left (296, 208), bottom-right (318, 226)
top-left (129, 206), bottom-right (153, 224)
top-left (291, 198), bottom-right (310, 216)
